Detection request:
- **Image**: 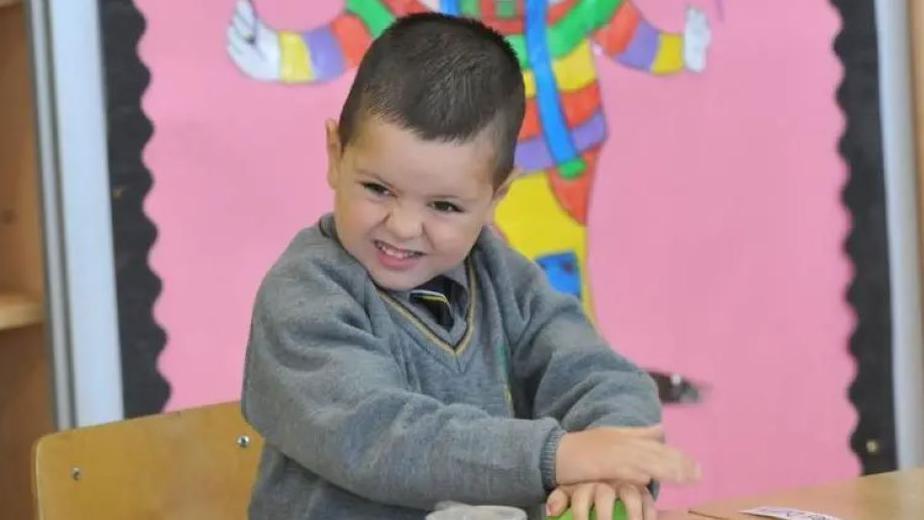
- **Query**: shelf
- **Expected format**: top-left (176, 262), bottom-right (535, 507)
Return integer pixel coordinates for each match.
top-left (0, 292), bottom-right (42, 331)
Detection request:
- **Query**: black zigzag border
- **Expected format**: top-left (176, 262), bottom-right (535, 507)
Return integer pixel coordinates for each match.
top-left (99, 0), bottom-right (170, 417)
top-left (830, 0), bottom-right (897, 473)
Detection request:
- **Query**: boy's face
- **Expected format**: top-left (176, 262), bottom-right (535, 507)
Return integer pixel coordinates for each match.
top-left (326, 117), bottom-right (510, 291)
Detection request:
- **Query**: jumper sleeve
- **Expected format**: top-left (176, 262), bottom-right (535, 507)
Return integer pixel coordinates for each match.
top-left (490, 236), bottom-right (661, 433)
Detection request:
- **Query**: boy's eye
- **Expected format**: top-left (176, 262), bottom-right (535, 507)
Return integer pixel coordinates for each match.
top-left (431, 201), bottom-right (462, 213)
top-left (362, 182), bottom-right (391, 196)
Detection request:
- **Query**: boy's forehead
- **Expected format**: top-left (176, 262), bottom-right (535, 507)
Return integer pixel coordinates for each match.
top-left (352, 115), bottom-right (495, 154)
top-left (349, 118), bottom-right (497, 192)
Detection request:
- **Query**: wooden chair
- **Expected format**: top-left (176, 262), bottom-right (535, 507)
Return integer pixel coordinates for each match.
top-left (32, 401), bottom-right (263, 520)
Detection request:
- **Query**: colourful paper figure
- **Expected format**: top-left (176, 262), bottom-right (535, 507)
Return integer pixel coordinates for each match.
top-left (227, 0), bottom-right (712, 317)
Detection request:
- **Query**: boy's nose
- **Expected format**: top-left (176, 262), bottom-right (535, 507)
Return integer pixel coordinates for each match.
top-left (385, 205), bottom-right (423, 241)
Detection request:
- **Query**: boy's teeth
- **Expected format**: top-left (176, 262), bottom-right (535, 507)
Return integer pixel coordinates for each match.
top-left (378, 241), bottom-right (418, 259)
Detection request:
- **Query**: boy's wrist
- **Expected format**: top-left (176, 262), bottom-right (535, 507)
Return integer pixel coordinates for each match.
top-left (541, 427), bottom-right (567, 491)
top-left (553, 431), bottom-right (584, 486)
top-left (553, 429), bottom-right (617, 485)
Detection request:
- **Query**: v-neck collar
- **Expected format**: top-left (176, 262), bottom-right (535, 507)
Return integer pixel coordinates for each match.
top-left (391, 262), bottom-right (469, 323)
top-left (377, 260), bottom-right (478, 358)
top-left (318, 213), bottom-right (479, 359)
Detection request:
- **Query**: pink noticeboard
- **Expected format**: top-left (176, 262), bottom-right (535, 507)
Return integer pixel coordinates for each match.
top-left (137, 0), bottom-right (859, 506)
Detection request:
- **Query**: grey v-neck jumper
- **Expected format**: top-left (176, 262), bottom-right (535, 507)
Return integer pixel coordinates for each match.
top-left (243, 214), bottom-right (660, 519)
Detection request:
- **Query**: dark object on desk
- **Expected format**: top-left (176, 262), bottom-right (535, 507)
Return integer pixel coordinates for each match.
top-left (647, 370), bottom-right (704, 405)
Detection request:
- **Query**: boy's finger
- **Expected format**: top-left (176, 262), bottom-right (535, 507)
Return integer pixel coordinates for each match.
top-left (572, 484), bottom-right (595, 520)
top-left (659, 449), bottom-right (700, 484)
top-left (642, 487), bottom-right (657, 520)
top-left (546, 488), bottom-right (568, 517)
top-left (610, 466), bottom-right (651, 487)
top-left (618, 484), bottom-right (645, 520)
top-left (594, 483), bottom-right (617, 520)
top-left (604, 424), bottom-right (664, 441)
top-left (632, 443), bottom-right (700, 484)
top-left (633, 424), bottom-right (665, 441)
top-left (612, 467), bottom-right (657, 489)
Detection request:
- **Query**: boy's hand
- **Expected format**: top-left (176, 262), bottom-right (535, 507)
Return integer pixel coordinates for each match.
top-left (546, 481), bottom-right (656, 520)
top-left (555, 426), bottom-right (700, 487)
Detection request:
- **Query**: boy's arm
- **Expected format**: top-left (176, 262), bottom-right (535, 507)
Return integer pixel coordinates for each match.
top-left (242, 259), bottom-right (565, 510)
top-left (494, 241), bottom-right (660, 431)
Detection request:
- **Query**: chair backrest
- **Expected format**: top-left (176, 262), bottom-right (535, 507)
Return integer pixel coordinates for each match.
top-left (32, 401), bottom-right (263, 520)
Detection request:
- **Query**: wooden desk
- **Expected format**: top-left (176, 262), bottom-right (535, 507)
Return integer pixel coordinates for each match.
top-left (659, 511), bottom-right (710, 519)
top-left (690, 467), bottom-right (924, 519)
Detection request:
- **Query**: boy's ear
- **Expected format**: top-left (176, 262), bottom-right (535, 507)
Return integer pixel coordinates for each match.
top-left (490, 168), bottom-right (518, 209)
top-left (325, 119), bottom-right (342, 189)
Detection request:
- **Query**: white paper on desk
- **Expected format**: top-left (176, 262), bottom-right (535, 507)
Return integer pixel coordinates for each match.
top-left (741, 506), bottom-right (842, 520)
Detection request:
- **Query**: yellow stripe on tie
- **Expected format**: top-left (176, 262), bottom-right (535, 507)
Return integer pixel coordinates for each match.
top-left (278, 31), bottom-right (313, 83)
top-left (415, 294), bottom-right (449, 305)
top-left (521, 39), bottom-right (598, 98)
top-left (651, 33), bottom-right (684, 75)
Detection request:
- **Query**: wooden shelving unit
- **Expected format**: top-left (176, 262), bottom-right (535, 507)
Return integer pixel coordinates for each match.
top-left (1, 3), bottom-right (54, 519)
top-left (0, 291), bottom-right (43, 331)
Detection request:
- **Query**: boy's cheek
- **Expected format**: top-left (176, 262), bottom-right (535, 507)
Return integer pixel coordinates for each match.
top-left (429, 224), bottom-right (480, 252)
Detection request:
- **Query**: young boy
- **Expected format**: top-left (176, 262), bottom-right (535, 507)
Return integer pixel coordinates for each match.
top-left (243, 13), bottom-right (699, 520)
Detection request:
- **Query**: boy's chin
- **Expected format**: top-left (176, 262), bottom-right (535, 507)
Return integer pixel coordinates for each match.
top-left (366, 268), bottom-right (427, 292)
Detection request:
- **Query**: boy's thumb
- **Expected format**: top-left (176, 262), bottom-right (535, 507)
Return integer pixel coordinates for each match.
top-left (546, 489), bottom-right (567, 517)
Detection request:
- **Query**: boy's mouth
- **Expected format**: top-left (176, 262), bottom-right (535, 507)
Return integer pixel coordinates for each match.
top-left (374, 240), bottom-right (424, 260)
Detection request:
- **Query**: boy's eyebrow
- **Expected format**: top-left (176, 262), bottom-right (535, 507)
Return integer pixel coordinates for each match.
top-left (429, 193), bottom-right (466, 202)
top-left (356, 168), bottom-right (394, 188)
top-left (357, 168), bottom-right (473, 202)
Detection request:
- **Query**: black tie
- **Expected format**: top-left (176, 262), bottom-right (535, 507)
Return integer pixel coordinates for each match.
top-left (410, 278), bottom-right (454, 329)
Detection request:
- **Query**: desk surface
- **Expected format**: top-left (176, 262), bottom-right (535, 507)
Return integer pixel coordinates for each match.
top-left (656, 512), bottom-right (703, 519)
top-left (689, 467), bottom-right (924, 519)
